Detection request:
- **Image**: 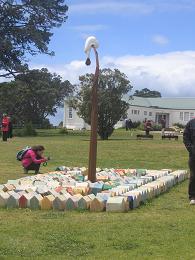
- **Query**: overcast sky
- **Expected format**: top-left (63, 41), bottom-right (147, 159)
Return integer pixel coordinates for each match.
top-left (22, 0), bottom-right (195, 124)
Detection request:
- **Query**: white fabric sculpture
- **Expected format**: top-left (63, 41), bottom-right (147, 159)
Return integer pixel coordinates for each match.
top-left (84, 36), bottom-right (99, 59)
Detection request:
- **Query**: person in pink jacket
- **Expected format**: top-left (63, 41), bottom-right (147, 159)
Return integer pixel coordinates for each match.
top-left (22, 145), bottom-right (48, 174)
top-left (1, 113), bottom-right (10, 141)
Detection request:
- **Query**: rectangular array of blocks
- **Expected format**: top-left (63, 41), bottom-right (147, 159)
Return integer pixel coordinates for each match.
top-left (0, 168), bottom-right (188, 212)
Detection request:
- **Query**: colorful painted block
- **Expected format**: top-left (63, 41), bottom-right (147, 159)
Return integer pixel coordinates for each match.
top-left (0, 192), bottom-right (10, 207)
top-left (7, 192), bottom-right (20, 208)
top-left (3, 184), bottom-right (15, 192)
top-left (19, 194), bottom-right (28, 208)
top-left (28, 194), bottom-right (42, 210)
top-left (90, 197), bottom-right (105, 212)
top-left (77, 196), bottom-right (91, 210)
top-left (53, 195), bottom-right (66, 211)
top-left (64, 197), bottom-right (76, 211)
top-left (106, 196), bottom-right (128, 212)
top-left (40, 195), bottom-right (55, 210)
top-left (89, 182), bottom-right (103, 195)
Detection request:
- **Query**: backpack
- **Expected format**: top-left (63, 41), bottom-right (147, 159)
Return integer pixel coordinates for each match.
top-left (16, 146), bottom-right (31, 161)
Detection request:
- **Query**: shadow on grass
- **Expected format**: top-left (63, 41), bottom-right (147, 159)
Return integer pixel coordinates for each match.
top-left (81, 138), bottom-right (139, 142)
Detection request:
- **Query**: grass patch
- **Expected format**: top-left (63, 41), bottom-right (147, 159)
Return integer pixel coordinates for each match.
top-left (0, 129), bottom-right (192, 259)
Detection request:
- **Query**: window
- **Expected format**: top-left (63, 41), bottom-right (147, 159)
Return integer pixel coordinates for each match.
top-left (132, 109), bottom-right (140, 115)
top-left (144, 111), bottom-right (147, 116)
top-left (149, 112), bottom-right (152, 116)
top-left (180, 112), bottom-right (183, 121)
top-left (68, 107), bottom-right (73, 119)
top-left (184, 112), bottom-right (189, 122)
top-left (190, 112), bottom-right (194, 119)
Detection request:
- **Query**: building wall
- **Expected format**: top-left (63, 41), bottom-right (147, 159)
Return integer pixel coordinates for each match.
top-left (171, 110), bottom-right (195, 125)
top-left (127, 106), bottom-right (156, 123)
top-left (64, 101), bottom-right (87, 130)
top-left (63, 100), bottom-right (195, 129)
top-left (127, 106), bottom-right (195, 126)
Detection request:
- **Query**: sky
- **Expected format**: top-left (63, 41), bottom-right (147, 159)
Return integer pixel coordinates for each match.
top-left (28, 0), bottom-right (195, 124)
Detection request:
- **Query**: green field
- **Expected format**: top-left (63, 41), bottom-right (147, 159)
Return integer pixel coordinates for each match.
top-left (0, 130), bottom-right (194, 259)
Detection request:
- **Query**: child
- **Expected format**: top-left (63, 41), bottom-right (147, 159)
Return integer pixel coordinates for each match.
top-left (22, 145), bottom-right (48, 174)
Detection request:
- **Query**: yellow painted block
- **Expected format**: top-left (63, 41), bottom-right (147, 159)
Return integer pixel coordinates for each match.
top-left (40, 195), bottom-right (55, 210)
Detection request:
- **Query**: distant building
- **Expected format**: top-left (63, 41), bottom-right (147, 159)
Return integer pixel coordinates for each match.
top-left (63, 96), bottom-right (195, 130)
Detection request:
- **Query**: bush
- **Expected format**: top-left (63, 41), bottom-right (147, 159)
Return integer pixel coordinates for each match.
top-left (59, 127), bottom-right (68, 135)
top-left (132, 121), bottom-right (141, 129)
top-left (137, 123), bottom-right (162, 131)
top-left (173, 123), bottom-right (185, 129)
top-left (14, 122), bottom-right (37, 137)
top-left (41, 119), bottom-right (52, 129)
top-left (23, 122), bottom-right (37, 136)
top-left (137, 123), bottom-right (144, 131)
top-left (152, 124), bottom-right (162, 131)
top-left (13, 129), bottom-right (23, 137)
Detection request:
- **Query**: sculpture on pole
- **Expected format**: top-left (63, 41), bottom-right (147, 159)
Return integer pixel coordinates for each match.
top-left (84, 36), bottom-right (100, 183)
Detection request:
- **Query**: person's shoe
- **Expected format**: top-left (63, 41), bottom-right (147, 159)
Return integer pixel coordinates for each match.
top-left (190, 199), bottom-right (195, 205)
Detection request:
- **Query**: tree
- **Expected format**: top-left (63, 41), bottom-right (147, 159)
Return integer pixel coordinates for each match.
top-left (134, 88), bottom-right (161, 98)
top-left (0, 0), bottom-right (68, 78)
top-left (0, 68), bottom-right (73, 124)
top-left (71, 68), bottom-right (133, 140)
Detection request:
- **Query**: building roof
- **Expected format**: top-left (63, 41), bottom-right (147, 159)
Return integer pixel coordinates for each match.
top-left (126, 96), bottom-right (195, 110)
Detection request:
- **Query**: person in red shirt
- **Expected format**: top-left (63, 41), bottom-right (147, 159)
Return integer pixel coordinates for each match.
top-left (1, 114), bottom-right (10, 141)
top-left (22, 145), bottom-right (49, 174)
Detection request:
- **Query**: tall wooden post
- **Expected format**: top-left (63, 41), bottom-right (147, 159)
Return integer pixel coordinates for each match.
top-left (88, 47), bottom-right (99, 183)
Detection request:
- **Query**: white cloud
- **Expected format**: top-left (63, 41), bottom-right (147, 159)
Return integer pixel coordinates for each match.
top-left (71, 24), bottom-right (108, 32)
top-left (70, 2), bottom-right (154, 15)
top-left (70, 0), bottom-right (195, 15)
top-left (152, 34), bottom-right (169, 45)
top-left (33, 51), bottom-right (195, 97)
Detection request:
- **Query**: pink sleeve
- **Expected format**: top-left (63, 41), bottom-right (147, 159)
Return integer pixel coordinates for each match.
top-left (29, 150), bottom-right (47, 164)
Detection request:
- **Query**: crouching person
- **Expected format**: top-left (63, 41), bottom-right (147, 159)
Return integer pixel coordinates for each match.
top-left (22, 145), bottom-right (48, 174)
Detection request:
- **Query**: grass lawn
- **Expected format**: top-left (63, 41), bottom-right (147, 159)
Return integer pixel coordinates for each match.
top-left (0, 129), bottom-right (194, 259)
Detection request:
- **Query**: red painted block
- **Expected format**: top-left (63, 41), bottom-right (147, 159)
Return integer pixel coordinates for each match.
top-left (55, 186), bottom-right (63, 193)
top-left (66, 187), bottom-right (73, 195)
top-left (19, 195), bottom-right (28, 208)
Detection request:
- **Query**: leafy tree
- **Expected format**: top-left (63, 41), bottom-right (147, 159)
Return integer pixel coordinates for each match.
top-left (71, 68), bottom-right (132, 140)
top-left (134, 88), bottom-right (161, 98)
top-left (0, 0), bottom-right (68, 78)
top-left (0, 68), bottom-right (73, 124)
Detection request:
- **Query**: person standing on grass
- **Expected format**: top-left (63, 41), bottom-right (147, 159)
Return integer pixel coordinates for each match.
top-left (22, 145), bottom-right (49, 174)
top-left (160, 117), bottom-right (166, 129)
top-left (125, 119), bottom-right (129, 131)
top-left (1, 113), bottom-right (9, 141)
top-left (183, 118), bottom-right (195, 205)
top-left (144, 120), bottom-right (152, 136)
top-left (8, 117), bottom-right (13, 139)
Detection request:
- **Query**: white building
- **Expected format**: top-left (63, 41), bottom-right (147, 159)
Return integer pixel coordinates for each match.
top-left (63, 96), bottom-right (195, 130)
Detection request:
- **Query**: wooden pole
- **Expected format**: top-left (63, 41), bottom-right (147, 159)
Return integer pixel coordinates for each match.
top-left (88, 47), bottom-right (99, 183)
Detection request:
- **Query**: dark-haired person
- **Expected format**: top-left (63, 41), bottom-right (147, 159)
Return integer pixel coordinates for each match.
top-left (183, 117), bottom-right (195, 205)
top-left (8, 117), bottom-right (13, 139)
top-left (144, 120), bottom-right (152, 136)
top-left (1, 114), bottom-right (9, 141)
top-left (22, 145), bottom-right (49, 174)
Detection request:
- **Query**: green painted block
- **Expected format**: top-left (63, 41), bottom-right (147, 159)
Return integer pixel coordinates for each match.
top-left (53, 195), bottom-right (66, 211)
top-left (7, 192), bottom-right (20, 208)
top-left (64, 197), bottom-right (76, 211)
top-left (28, 194), bottom-right (42, 210)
